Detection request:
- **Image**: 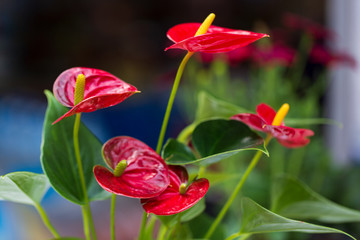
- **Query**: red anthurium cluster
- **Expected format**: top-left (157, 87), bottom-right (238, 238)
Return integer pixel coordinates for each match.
top-left (93, 136), bottom-right (170, 198)
top-left (231, 103), bottom-right (314, 148)
top-left (53, 67), bottom-right (138, 124)
top-left (141, 165), bottom-right (209, 215)
top-left (166, 23), bottom-right (269, 53)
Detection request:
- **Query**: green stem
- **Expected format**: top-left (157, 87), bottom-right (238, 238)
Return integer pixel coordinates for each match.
top-left (156, 52), bottom-right (194, 153)
top-left (204, 136), bottom-right (271, 239)
top-left (73, 113), bottom-right (96, 240)
top-left (138, 212), bottom-right (148, 240)
top-left (34, 203), bottom-right (60, 238)
top-left (110, 194), bottom-right (116, 240)
top-left (157, 224), bottom-right (168, 240)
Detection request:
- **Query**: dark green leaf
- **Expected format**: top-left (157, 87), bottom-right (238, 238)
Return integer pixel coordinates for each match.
top-left (41, 90), bottom-right (111, 205)
top-left (177, 92), bottom-right (248, 142)
top-left (162, 138), bottom-right (196, 164)
top-left (271, 175), bottom-right (360, 223)
top-left (228, 198), bottom-right (355, 239)
top-left (0, 172), bottom-right (50, 206)
top-left (191, 119), bottom-right (267, 165)
top-left (188, 213), bottom-right (225, 240)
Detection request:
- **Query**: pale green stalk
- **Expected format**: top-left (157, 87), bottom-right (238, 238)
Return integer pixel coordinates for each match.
top-left (110, 194), bottom-right (116, 240)
top-left (156, 52), bottom-right (194, 153)
top-left (34, 203), bottom-right (60, 238)
top-left (73, 113), bottom-right (96, 240)
top-left (204, 136), bottom-right (271, 239)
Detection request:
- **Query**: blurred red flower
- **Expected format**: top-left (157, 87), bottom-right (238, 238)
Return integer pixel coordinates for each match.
top-left (231, 103), bottom-right (314, 148)
top-left (53, 67), bottom-right (138, 124)
top-left (166, 23), bottom-right (269, 53)
top-left (141, 165), bottom-right (209, 215)
top-left (93, 136), bottom-right (170, 198)
top-left (310, 45), bottom-right (356, 68)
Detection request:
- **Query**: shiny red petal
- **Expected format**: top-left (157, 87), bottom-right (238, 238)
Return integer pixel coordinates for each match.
top-left (166, 23), bottom-right (269, 53)
top-left (141, 166), bottom-right (209, 215)
top-left (230, 113), bottom-right (268, 132)
top-left (266, 125), bottom-right (314, 148)
top-left (256, 103), bottom-right (277, 125)
top-left (52, 67), bottom-right (138, 123)
top-left (94, 136), bottom-right (170, 198)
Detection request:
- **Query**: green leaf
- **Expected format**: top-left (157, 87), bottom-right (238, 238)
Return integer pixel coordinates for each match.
top-left (195, 91), bottom-right (248, 123)
top-left (157, 198), bottom-right (205, 227)
top-left (271, 175), bottom-right (360, 223)
top-left (192, 119), bottom-right (267, 166)
top-left (228, 197), bottom-right (355, 240)
top-left (188, 213), bottom-right (225, 240)
top-left (177, 92), bottom-right (248, 143)
top-left (162, 138), bottom-right (196, 164)
top-left (41, 90), bottom-right (111, 205)
top-left (166, 120), bottom-right (267, 165)
top-left (0, 172), bottom-right (50, 206)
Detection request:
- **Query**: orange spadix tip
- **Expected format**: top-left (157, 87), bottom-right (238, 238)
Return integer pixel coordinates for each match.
top-left (272, 103), bottom-right (290, 126)
top-left (194, 13), bottom-right (216, 36)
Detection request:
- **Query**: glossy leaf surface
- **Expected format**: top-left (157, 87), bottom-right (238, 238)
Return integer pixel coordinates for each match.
top-left (230, 198), bottom-right (355, 239)
top-left (94, 136), bottom-right (170, 198)
top-left (162, 138), bottom-right (196, 164)
top-left (166, 23), bottom-right (269, 53)
top-left (53, 67), bottom-right (138, 124)
top-left (0, 172), bottom-right (50, 206)
top-left (271, 175), bottom-right (360, 223)
top-left (41, 91), bottom-right (111, 205)
top-left (177, 91), bottom-right (248, 143)
top-left (141, 166), bottom-right (209, 215)
top-left (192, 119), bottom-right (267, 165)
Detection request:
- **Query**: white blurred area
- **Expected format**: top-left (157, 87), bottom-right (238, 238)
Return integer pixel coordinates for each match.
top-left (327, 0), bottom-right (360, 164)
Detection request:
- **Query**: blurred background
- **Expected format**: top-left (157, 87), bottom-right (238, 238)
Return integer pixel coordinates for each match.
top-left (1, 0), bottom-right (360, 239)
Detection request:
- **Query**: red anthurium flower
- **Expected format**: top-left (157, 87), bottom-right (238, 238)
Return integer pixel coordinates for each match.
top-left (166, 23), bottom-right (269, 53)
top-left (141, 165), bottom-right (209, 215)
top-left (231, 103), bottom-right (314, 148)
top-left (93, 136), bottom-right (170, 198)
top-left (53, 67), bottom-right (138, 124)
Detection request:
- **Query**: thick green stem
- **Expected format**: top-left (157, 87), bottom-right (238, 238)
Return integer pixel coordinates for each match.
top-left (110, 194), bottom-right (116, 240)
top-left (156, 52), bottom-right (194, 153)
top-left (204, 136), bottom-right (271, 239)
top-left (34, 203), bottom-right (60, 238)
top-left (73, 113), bottom-right (96, 240)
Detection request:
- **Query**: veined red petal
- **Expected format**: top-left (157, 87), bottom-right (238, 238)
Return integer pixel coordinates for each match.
top-left (256, 103), bottom-right (277, 125)
top-left (166, 23), bottom-right (269, 53)
top-left (141, 166), bottom-right (209, 215)
top-left (266, 125), bottom-right (314, 148)
top-left (94, 136), bottom-right (170, 198)
top-left (52, 67), bottom-right (138, 124)
top-left (230, 113), bottom-right (268, 132)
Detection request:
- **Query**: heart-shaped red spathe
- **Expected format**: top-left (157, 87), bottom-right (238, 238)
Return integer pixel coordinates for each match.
top-left (52, 67), bottom-right (138, 124)
top-left (93, 136), bottom-right (170, 199)
top-left (141, 165), bottom-right (209, 215)
top-left (166, 23), bottom-right (269, 53)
